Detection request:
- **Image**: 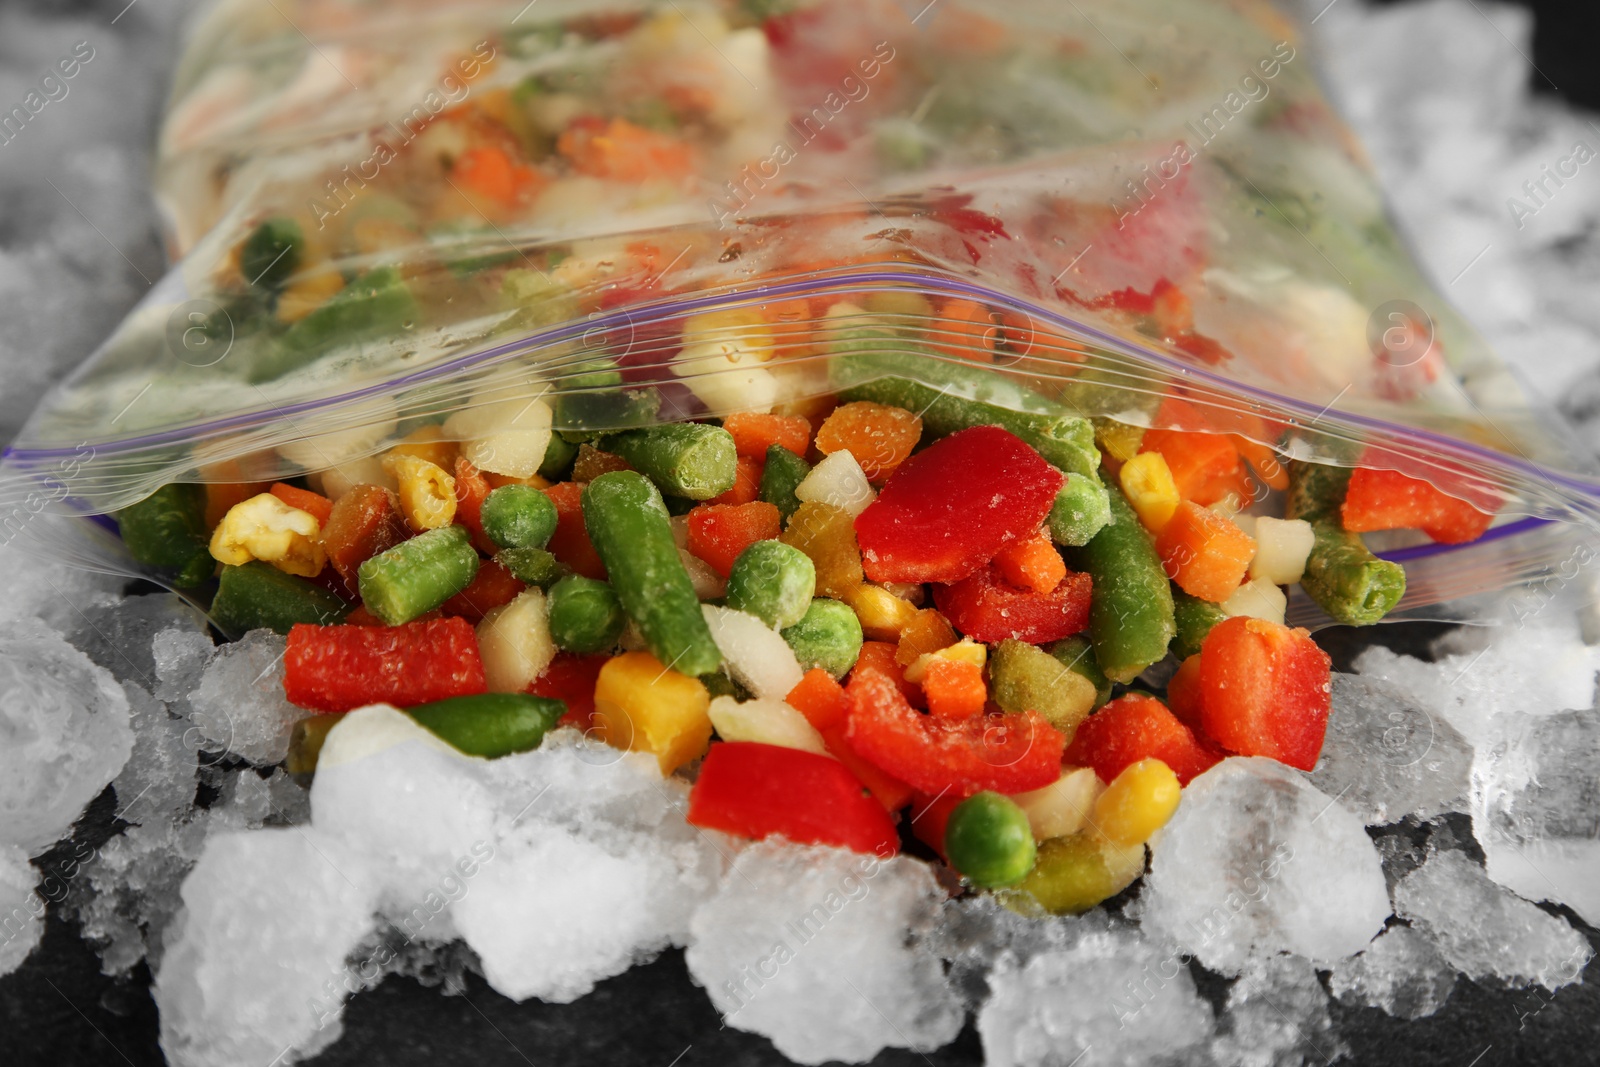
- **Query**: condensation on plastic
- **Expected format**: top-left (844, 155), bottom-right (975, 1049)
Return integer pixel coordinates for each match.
top-left (1, 0), bottom-right (1597, 628)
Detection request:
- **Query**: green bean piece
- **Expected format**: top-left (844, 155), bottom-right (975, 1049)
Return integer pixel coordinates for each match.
top-left (1170, 591), bottom-right (1227, 661)
top-left (357, 524), bottom-right (479, 626)
top-left (547, 575), bottom-right (626, 653)
top-left (582, 471), bottom-right (723, 676)
top-left (1048, 472), bottom-right (1112, 547)
top-left (759, 443), bottom-right (811, 521)
top-left (249, 266), bottom-right (418, 383)
top-left (538, 433), bottom-right (579, 480)
top-left (240, 217), bottom-right (302, 295)
top-left (406, 693), bottom-right (567, 759)
top-left (553, 359), bottom-right (661, 442)
top-left (988, 638), bottom-right (1096, 741)
top-left (827, 338), bottom-right (1099, 477)
top-left (780, 597), bottom-right (864, 678)
top-left (1011, 831), bottom-right (1146, 915)
top-left (1046, 636), bottom-right (1113, 708)
top-left (1064, 477), bottom-right (1175, 683)
top-left (595, 424), bottom-right (737, 500)
top-left (480, 484), bottom-right (558, 550)
top-left (1286, 460), bottom-right (1406, 626)
top-left (211, 561), bottom-right (349, 636)
top-left (116, 483), bottom-right (215, 587)
top-left (944, 792), bottom-right (1037, 888)
top-left (497, 546), bottom-right (566, 587)
top-left (726, 540), bottom-right (816, 629)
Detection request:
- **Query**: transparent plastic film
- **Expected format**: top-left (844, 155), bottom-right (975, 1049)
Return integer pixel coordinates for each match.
top-left (0, 0), bottom-right (1596, 626)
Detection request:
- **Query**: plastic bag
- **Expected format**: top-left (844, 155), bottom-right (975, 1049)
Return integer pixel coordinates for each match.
top-left (2, 0), bottom-right (1597, 626)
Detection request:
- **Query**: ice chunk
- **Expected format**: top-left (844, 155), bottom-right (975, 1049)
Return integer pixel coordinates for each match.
top-left (1212, 954), bottom-right (1344, 1067)
top-left (310, 709), bottom-right (721, 999)
top-left (0, 620), bottom-right (133, 854)
top-left (1392, 848), bottom-right (1591, 990)
top-left (152, 626), bottom-right (216, 709)
top-left (67, 591), bottom-right (207, 688)
top-left (452, 819), bottom-right (688, 1002)
top-left (1139, 757), bottom-right (1390, 974)
top-left (73, 765), bottom-right (307, 979)
top-left (1310, 673), bottom-right (1471, 825)
top-left (187, 629), bottom-right (307, 764)
top-left (930, 894), bottom-right (1113, 1008)
top-left (1472, 708), bottom-right (1600, 926)
top-left (1328, 924), bottom-right (1456, 1020)
top-left (0, 843), bottom-right (43, 975)
top-left (686, 840), bottom-right (962, 1065)
top-left (311, 706), bottom-right (500, 913)
top-left (977, 924), bottom-right (1211, 1067)
top-left (1354, 620), bottom-right (1600, 747)
top-left (154, 829), bottom-right (379, 1067)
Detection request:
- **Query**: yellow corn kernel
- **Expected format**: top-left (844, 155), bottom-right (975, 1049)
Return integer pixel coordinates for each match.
top-left (1119, 451), bottom-right (1180, 533)
top-left (592, 651), bottom-right (712, 775)
top-left (388, 424), bottom-right (458, 471)
top-left (275, 267), bottom-right (345, 324)
top-left (780, 501), bottom-right (864, 600)
top-left (208, 493), bottom-right (325, 577)
top-left (903, 638), bottom-right (988, 683)
top-left (383, 453), bottom-right (457, 531)
top-left (845, 584), bottom-right (920, 642)
top-left (1091, 758), bottom-right (1182, 846)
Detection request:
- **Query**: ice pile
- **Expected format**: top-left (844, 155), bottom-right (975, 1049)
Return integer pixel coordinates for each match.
top-left (1328, 923), bottom-right (1458, 1020)
top-left (1138, 757), bottom-right (1391, 974)
top-left (185, 629), bottom-right (304, 764)
top-left (1355, 620), bottom-right (1600, 748)
top-left (1310, 673), bottom-right (1472, 825)
top-left (0, 843), bottom-right (44, 974)
top-left (977, 923), bottom-right (1212, 1067)
top-left (155, 706), bottom-right (723, 1067)
top-left (0, 619), bottom-right (132, 855)
top-left (1314, 0), bottom-right (1600, 423)
top-left (686, 840), bottom-right (962, 1065)
top-left (1472, 708), bottom-right (1600, 926)
top-left (1393, 848), bottom-right (1592, 990)
top-left (1211, 954), bottom-right (1345, 1067)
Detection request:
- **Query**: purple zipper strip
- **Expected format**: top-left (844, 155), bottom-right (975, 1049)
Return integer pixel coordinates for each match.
top-left (1371, 515), bottom-right (1555, 563)
top-left (9, 267), bottom-right (1600, 509)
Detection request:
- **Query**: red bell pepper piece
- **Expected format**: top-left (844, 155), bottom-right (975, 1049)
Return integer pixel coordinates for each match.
top-left (687, 741), bottom-right (900, 856)
top-left (1063, 692), bottom-right (1222, 786)
top-left (854, 425), bottom-right (1064, 584)
top-left (849, 640), bottom-right (923, 707)
top-left (284, 616), bottom-right (487, 712)
top-left (908, 790), bottom-right (963, 859)
top-left (787, 669), bottom-right (915, 811)
top-left (932, 562), bottom-right (1092, 644)
top-left (529, 652), bottom-right (609, 730)
top-left (844, 666), bottom-right (1065, 797)
top-left (542, 481), bottom-right (608, 580)
top-left (321, 484), bottom-right (410, 595)
top-left (452, 456), bottom-right (501, 556)
top-left (709, 455), bottom-right (764, 506)
top-left (1341, 466), bottom-right (1494, 544)
top-left (1164, 653), bottom-right (1204, 730)
top-left (686, 501), bottom-right (782, 579)
top-left (1197, 617), bottom-right (1332, 772)
top-left (440, 559), bottom-right (525, 621)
